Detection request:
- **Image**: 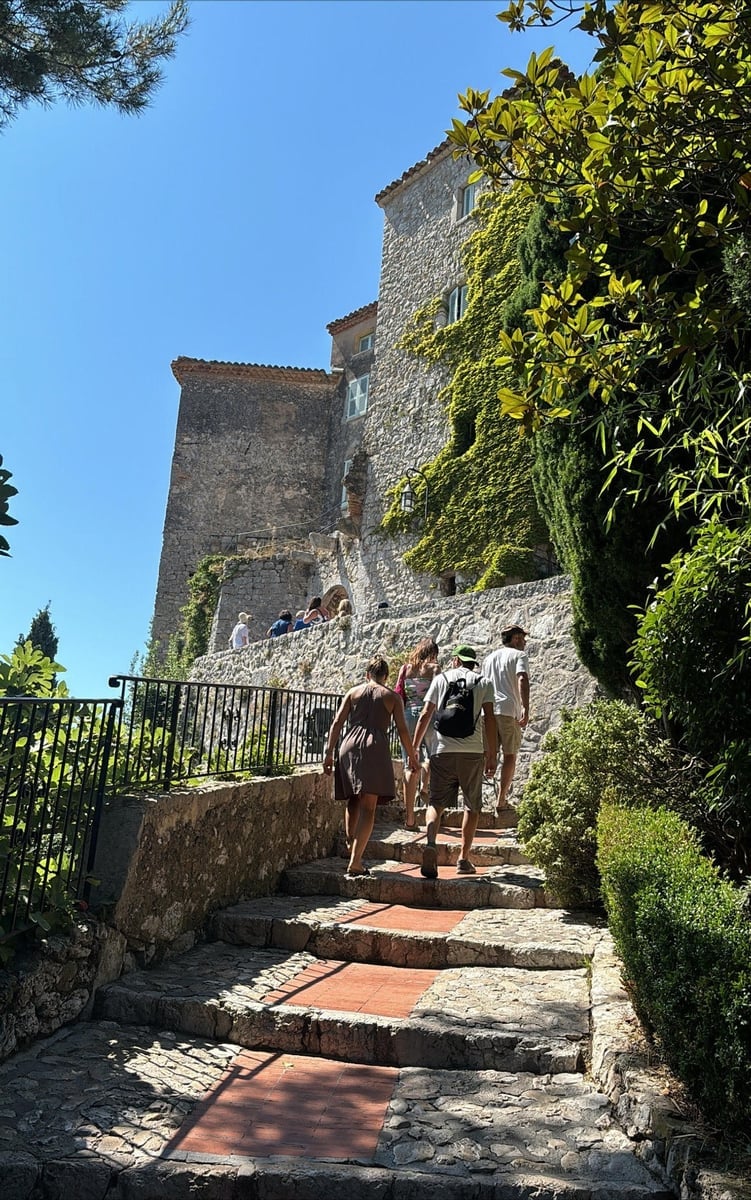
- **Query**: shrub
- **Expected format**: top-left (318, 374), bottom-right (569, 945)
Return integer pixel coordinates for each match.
top-left (516, 699), bottom-right (695, 907)
top-left (632, 520), bottom-right (751, 880)
top-left (597, 803), bottom-right (751, 1133)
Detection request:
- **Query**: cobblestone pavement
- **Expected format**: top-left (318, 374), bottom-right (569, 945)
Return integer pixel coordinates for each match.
top-left (0, 1022), bottom-right (670, 1200)
top-left (1, 818), bottom-right (745, 1200)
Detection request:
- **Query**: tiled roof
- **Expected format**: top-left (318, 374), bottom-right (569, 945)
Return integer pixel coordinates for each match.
top-left (171, 357), bottom-right (331, 385)
top-left (326, 301), bottom-right (378, 335)
top-left (374, 140), bottom-right (452, 204)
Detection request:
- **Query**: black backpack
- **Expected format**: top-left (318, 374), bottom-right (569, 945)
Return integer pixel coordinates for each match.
top-left (433, 673), bottom-right (480, 739)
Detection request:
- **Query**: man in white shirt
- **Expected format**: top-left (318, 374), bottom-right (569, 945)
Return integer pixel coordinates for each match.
top-left (229, 612), bottom-right (250, 651)
top-left (412, 645), bottom-right (496, 879)
top-left (482, 625), bottom-right (530, 812)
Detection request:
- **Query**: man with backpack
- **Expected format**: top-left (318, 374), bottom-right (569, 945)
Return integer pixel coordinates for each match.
top-left (411, 645), bottom-right (496, 879)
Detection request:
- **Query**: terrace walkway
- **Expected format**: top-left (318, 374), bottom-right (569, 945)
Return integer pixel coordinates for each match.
top-left (0, 806), bottom-right (733, 1200)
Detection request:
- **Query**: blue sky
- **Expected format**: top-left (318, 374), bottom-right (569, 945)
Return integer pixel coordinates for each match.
top-left (1, 0), bottom-right (594, 698)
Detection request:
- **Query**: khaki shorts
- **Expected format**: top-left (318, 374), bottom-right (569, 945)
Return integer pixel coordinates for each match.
top-left (496, 714), bottom-right (522, 756)
top-left (428, 752), bottom-right (484, 813)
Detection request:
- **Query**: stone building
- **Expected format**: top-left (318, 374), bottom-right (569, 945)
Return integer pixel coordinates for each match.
top-left (151, 143), bottom-right (499, 653)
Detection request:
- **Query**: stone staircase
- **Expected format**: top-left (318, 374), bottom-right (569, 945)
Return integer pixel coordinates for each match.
top-left (0, 805), bottom-right (677, 1200)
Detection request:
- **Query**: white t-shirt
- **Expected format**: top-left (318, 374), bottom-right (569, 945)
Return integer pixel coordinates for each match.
top-left (230, 622), bottom-right (249, 650)
top-left (482, 646), bottom-right (529, 718)
top-left (424, 667), bottom-right (494, 755)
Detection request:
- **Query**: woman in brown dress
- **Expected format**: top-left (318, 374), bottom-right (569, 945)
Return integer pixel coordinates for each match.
top-left (323, 656), bottom-right (418, 876)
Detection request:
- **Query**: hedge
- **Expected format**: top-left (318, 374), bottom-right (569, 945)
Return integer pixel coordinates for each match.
top-left (597, 803), bottom-right (751, 1132)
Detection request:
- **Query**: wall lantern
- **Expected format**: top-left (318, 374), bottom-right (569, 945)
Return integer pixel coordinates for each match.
top-left (400, 467), bottom-right (429, 521)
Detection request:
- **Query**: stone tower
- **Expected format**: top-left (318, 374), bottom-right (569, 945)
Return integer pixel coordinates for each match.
top-left (151, 141), bottom-right (487, 651)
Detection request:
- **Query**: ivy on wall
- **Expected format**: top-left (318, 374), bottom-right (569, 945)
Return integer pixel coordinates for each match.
top-left (381, 187), bottom-right (549, 590)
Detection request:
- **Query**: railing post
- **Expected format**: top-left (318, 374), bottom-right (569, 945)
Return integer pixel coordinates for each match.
top-left (84, 699), bottom-right (121, 905)
top-left (264, 689), bottom-right (279, 773)
top-left (162, 683), bottom-right (182, 791)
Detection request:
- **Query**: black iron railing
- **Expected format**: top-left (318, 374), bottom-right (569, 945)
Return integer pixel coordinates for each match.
top-left (107, 675), bottom-right (343, 791)
top-left (0, 695), bottom-right (121, 939)
top-left (0, 676), bottom-right (405, 937)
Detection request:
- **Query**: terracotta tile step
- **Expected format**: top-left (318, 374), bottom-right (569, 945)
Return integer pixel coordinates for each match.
top-left (212, 895), bottom-right (604, 971)
top-left (96, 941), bottom-right (591, 1074)
top-left (0, 1022), bottom-right (672, 1200)
top-left (281, 856), bottom-right (552, 910)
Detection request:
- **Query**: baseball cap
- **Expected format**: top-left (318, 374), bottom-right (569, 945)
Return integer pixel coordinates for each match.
top-left (453, 644), bottom-right (478, 666)
top-left (501, 624), bottom-right (530, 637)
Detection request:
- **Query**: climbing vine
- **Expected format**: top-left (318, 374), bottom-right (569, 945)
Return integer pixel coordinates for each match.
top-left (381, 187), bottom-right (549, 589)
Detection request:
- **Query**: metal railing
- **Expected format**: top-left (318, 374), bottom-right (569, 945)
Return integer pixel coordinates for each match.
top-left (0, 675), bottom-right (402, 937)
top-left (0, 695), bottom-right (121, 939)
top-left (107, 675), bottom-right (343, 791)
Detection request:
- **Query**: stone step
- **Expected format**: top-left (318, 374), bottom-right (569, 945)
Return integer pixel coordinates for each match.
top-left (96, 940), bottom-right (589, 1074)
top-left (0, 1020), bottom-right (672, 1200)
top-left (414, 802), bottom-right (520, 831)
top-left (281, 856), bottom-right (551, 909)
top-left (341, 821), bottom-right (531, 868)
top-left (212, 895), bottom-right (605, 970)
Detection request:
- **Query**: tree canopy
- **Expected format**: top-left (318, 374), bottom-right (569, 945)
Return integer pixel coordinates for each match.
top-left (18, 603), bottom-right (58, 662)
top-left (0, 0), bottom-right (189, 129)
top-left (450, 0), bottom-right (751, 537)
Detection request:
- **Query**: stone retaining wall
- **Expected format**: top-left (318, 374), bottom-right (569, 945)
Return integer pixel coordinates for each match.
top-left (0, 769), bottom-right (338, 1059)
top-left (192, 576), bottom-right (599, 792)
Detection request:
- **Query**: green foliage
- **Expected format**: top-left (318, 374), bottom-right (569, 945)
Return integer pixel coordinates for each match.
top-left (179, 553), bottom-right (227, 662)
top-left (0, 0), bottom-right (189, 129)
top-left (451, 1), bottom-right (751, 538)
top-left (632, 520), bottom-right (751, 878)
top-left (134, 625), bottom-right (192, 683)
top-left (598, 803), bottom-right (751, 1132)
top-left (517, 700), bottom-right (697, 907)
top-left (381, 188), bottom-right (549, 587)
top-left (18, 603), bottom-right (58, 663)
top-left (0, 640), bottom-right (67, 698)
top-left (533, 414), bottom-right (688, 696)
top-left (0, 453), bottom-right (17, 558)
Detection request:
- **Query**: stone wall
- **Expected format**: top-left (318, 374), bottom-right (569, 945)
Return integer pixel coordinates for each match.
top-left (210, 546), bottom-right (317, 651)
top-left (99, 769), bottom-right (339, 965)
top-left (191, 576), bottom-right (600, 792)
top-left (152, 360), bottom-right (335, 649)
top-left (0, 920), bottom-right (126, 1063)
top-left (0, 769), bottom-right (338, 1059)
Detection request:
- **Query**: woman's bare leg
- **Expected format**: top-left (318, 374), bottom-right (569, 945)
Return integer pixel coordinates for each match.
top-left (348, 793), bottom-right (378, 873)
top-left (345, 798), bottom-right (356, 850)
top-left (403, 766), bottom-right (419, 827)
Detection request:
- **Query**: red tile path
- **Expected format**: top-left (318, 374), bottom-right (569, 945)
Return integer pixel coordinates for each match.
top-left (166, 1049), bottom-right (397, 1160)
top-left (262, 958), bottom-right (439, 1017)
top-left (340, 902), bottom-right (465, 933)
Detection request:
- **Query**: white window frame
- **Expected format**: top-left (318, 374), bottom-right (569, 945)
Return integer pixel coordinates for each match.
top-left (340, 458), bottom-right (353, 509)
top-left (358, 331), bottom-right (374, 353)
top-left (346, 374), bottom-right (369, 419)
top-left (460, 181), bottom-right (478, 218)
top-left (447, 284), bottom-right (468, 324)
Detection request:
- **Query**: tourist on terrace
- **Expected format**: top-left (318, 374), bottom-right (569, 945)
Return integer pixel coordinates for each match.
top-left (303, 596), bottom-right (329, 625)
top-left (267, 610), bottom-right (293, 637)
top-left (229, 612), bottom-right (250, 650)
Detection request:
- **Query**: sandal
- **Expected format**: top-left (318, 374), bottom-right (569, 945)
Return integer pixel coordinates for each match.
top-left (404, 822), bottom-right (419, 832)
top-left (345, 866), bottom-right (371, 877)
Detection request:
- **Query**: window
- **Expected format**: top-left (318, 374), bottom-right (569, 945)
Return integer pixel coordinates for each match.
top-left (357, 331), bottom-right (374, 353)
top-left (346, 374), bottom-right (369, 419)
top-left (447, 285), bottom-right (468, 323)
top-left (340, 458), bottom-right (352, 509)
top-left (460, 181), bottom-right (478, 218)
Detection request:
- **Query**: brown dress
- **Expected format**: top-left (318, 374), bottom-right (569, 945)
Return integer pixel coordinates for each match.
top-left (335, 683), bottom-right (395, 802)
